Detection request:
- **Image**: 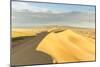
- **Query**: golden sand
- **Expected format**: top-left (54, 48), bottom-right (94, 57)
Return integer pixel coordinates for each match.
top-left (36, 29), bottom-right (95, 63)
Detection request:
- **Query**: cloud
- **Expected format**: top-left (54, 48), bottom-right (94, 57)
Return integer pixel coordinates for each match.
top-left (12, 1), bottom-right (66, 13)
top-left (12, 9), bottom-right (95, 28)
top-left (12, 1), bottom-right (33, 11)
top-left (12, 1), bottom-right (95, 28)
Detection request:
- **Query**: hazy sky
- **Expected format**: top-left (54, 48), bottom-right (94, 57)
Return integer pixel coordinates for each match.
top-left (12, 1), bottom-right (95, 28)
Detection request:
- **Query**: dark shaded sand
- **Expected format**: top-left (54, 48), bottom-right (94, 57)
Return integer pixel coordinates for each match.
top-left (11, 32), bottom-right (53, 66)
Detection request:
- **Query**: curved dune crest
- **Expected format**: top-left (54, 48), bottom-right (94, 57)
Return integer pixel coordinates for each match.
top-left (36, 29), bottom-right (95, 63)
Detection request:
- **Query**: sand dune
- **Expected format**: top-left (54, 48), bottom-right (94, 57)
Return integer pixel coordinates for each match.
top-left (36, 29), bottom-right (95, 63)
top-left (12, 28), bottom-right (48, 38)
top-left (11, 29), bottom-right (95, 66)
top-left (12, 31), bottom-right (34, 38)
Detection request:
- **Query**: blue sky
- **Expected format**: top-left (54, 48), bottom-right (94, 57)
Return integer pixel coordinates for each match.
top-left (12, 2), bottom-right (95, 12)
top-left (12, 1), bottom-right (95, 13)
top-left (30, 2), bottom-right (95, 12)
top-left (12, 1), bottom-right (95, 28)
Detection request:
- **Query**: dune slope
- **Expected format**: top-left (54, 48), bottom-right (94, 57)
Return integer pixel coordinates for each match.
top-left (36, 29), bottom-right (95, 63)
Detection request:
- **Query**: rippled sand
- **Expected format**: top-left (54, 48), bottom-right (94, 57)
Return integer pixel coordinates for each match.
top-left (11, 28), bottom-right (95, 66)
top-left (36, 29), bottom-right (95, 63)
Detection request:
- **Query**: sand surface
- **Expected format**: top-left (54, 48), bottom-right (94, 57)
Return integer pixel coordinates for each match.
top-left (11, 29), bottom-right (95, 66)
top-left (36, 30), bottom-right (95, 63)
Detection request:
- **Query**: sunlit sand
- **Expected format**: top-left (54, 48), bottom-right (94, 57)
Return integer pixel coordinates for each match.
top-left (11, 27), bottom-right (95, 65)
top-left (36, 29), bottom-right (95, 63)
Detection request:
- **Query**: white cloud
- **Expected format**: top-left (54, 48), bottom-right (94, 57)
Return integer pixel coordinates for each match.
top-left (12, 2), bottom-right (33, 11)
top-left (12, 1), bottom-right (65, 13)
top-left (12, 9), bottom-right (95, 28)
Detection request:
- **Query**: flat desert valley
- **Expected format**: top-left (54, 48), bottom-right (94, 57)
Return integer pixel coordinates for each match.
top-left (11, 26), bottom-right (95, 66)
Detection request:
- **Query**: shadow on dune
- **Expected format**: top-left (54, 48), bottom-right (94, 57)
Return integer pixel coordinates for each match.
top-left (11, 31), bottom-right (53, 66)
